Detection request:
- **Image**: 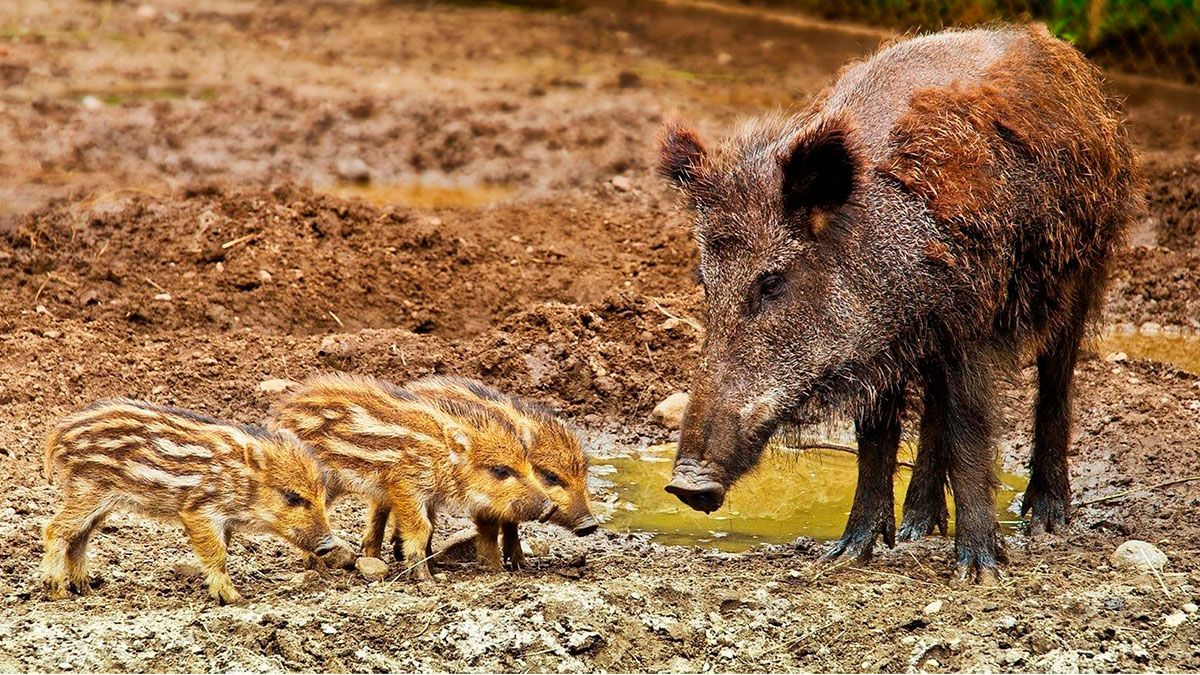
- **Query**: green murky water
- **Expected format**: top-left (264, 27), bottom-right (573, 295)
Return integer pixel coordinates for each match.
top-left (597, 442), bottom-right (1028, 552)
top-left (326, 182), bottom-right (515, 208)
top-left (1097, 329), bottom-right (1200, 375)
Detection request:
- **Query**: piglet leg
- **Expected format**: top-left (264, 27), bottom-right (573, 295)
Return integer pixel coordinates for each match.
top-left (180, 510), bottom-right (243, 605)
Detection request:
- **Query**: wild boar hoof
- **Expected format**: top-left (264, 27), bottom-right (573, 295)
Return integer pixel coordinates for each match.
top-left (823, 509), bottom-right (895, 563)
top-left (897, 504), bottom-right (949, 542)
top-left (1019, 485), bottom-right (1069, 537)
top-left (505, 548), bottom-right (527, 571)
top-left (42, 579), bottom-right (70, 601)
top-left (954, 544), bottom-right (1006, 586)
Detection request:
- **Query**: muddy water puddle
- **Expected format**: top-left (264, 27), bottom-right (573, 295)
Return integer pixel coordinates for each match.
top-left (325, 181), bottom-right (516, 208)
top-left (1097, 327), bottom-right (1200, 374)
top-left (594, 442), bottom-right (1028, 552)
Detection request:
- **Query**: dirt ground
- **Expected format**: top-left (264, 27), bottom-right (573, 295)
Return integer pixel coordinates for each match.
top-left (2, 0), bottom-right (1200, 672)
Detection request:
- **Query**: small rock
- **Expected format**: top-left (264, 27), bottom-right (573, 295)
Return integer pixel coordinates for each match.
top-left (716, 52), bottom-right (733, 65)
top-left (529, 540), bottom-right (551, 557)
top-left (1183, 603), bottom-right (1198, 614)
top-left (257, 269), bottom-right (272, 283)
top-left (287, 570), bottom-right (320, 588)
top-left (652, 392), bottom-right (690, 430)
top-left (321, 623), bottom-right (338, 635)
top-left (153, 292), bottom-right (172, 301)
top-left (433, 572), bottom-right (448, 581)
top-left (136, 4), bottom-right (158, 20)
top-left (257, 378), bottom-right (298, 395)
top-left (923, 599), bottom-right (944, 615)
top-left (1165, 611), bottom-right (1188, 627)
top-left (1111, 540), bottom-right (1168, 572)
top-left (1105, 352), bottom-right (1127, 363)
top-left (355, 556), bottom-right (389, 581)
top-left (1000, 648), bottom-right (1029, 666)
top-left (81, 95), bottom-right (103, 111)
top-left (611, 175), bottom-right (633, 192)
top-left (172, 563), bottom-right (202, 579)
top-left (42, 330), bottom-right (61, 339)
top-left (335, 157), bottom-right (371, 183)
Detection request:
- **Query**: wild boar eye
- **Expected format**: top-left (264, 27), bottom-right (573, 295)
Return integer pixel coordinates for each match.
top-left (282, 490), bottom-right (308, 508)
top-left (537, 468), bottom-right (565, 488)
top-left (757, 273), bottom-right (786, 303)
top-left (489, 466), bottom-right (516, 480)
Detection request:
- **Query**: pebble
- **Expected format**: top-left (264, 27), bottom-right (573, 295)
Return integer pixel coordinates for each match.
top-left (321, 623), bottom-right (338, 635)
top-left (1111, 540), bottom-right (1168, 572)
top-left (355, 556), bottom-right (389, 581)
top-left (1183, 603), bottom-right (1198, 614)
top-left (335, 157), bottom-right (371, 183)
top-left (257, 378), bottom-right (298, 395)
top-left (172, 563), bottom-right (202, 579)
top-left (153, 292), bottom-right (172, 301)
top-left (923, 599), bottom-right (944, 615)
top-left (1104, 351), bottom-right (1127, 363)
top-left (716, 52), bottom-right (733, 65)
top-left (42, 330), bottom-right (61, 339)
top-left (286, 570), bottom-right (320, 589)
top-left (1165, 611), bottom-right (1188, 627)
top-left (610, 175), bottom-right (633, 192)
top-left (81, 95), bottom-right (103, 111)
top-left (652, 392), bottom-right (690, 430)
top-left (529, 540), bottom-right (551, 557)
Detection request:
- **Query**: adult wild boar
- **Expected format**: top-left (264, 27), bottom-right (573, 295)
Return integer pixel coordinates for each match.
top-left (658, 25), bottom-right (1138, 582)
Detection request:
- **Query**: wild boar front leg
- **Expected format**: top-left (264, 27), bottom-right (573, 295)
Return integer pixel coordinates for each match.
top-left (179, 510), bottom-right (242, 605)
top-left (41, 490), bottom-right (110, 599)
top-left (939, 349), bottom-right (1006, 584)
top-left (388, 492), bottom-right (434, 581)
top-left (363, 501), bottom-right (390, 559)
top-left (823, 382), bottom-right (903, 563)
top-left (474, 518), bottom-right (504, 570)
top-left (501, 521), bottom-right (526, 570)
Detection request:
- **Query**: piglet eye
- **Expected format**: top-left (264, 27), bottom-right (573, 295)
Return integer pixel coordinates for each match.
top-left (758, 273), bottom-right (785, 302)
top-left (282, 490), bottom-right (307, 507)
top-left (489, 466), bottom-right (516, 480)
top-left (537, 468), bottom-right (565, 488)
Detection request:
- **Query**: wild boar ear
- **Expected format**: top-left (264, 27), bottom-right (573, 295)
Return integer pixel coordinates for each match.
top-left (779, 118), bottom-right (861, 228)
top-left (447, 427), bottom-right (471, 463)
top-left (657, 115), bottom-right (708, 189)
top-left (243, 442), bottom-right (267, 472)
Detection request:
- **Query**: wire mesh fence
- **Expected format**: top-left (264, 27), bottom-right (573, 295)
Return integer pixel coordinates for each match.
top-left (756, 0), bottom-right (1200, 84)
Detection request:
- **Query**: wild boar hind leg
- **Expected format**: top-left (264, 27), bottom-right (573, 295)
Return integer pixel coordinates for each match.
top-left (822, 382), bottom-right (904, 563)
top-left (41, 489), bottom-right (112, 599)
top-left (898, 369), bottom-right (953, 541)
top-left (179, 510), bottom-right (243, 605)
top-left (1022, 271), bottom-right (1094, 536)
top-left (363, 501), bottom-right (390, 559)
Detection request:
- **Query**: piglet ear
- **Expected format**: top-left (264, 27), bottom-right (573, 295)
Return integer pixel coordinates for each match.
top-left (243, 442), bottom-right (267, 472)
top-left (779, 117), bottom-right (861, 219)
top-left (657, 115), bottom-right (708, 188)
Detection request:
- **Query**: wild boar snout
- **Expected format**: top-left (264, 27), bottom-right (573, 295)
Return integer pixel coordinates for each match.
top-left (312, 533), bottom-right (338, 556)
top-left (665, 457), bottom-right (728, 513)
top-left (572, 514), bottom-right (598, 536)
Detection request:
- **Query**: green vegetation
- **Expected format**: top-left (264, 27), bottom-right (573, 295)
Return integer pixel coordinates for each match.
top-left (757, 0), bottom-right (1199, 81)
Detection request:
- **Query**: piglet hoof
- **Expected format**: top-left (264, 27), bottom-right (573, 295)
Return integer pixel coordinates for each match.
top-left (211, 585), bottom-right (245, 606)
top-left (67, 578), bottom-right (94, 596)
top-left (42, 579), bottom-right (70, 601)
top-left (1020, 485), bottom-right (1069, 537)
top-left (505, 549), bottom-right (527, 571)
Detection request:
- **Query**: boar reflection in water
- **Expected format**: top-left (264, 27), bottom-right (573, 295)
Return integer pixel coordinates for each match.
top-left (605, 444), bottom-right (1027, 552)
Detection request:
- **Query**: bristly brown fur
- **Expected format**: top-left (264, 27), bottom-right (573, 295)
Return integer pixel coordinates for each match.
top-left (40, 399), bottom-right (335, 604)
top-left (659, 24), bottom-right (1141, 583)
top-left (271, 373), bottom-right (556, 578)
